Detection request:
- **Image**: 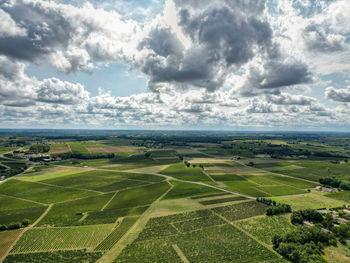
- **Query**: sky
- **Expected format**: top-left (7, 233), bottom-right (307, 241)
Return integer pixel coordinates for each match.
top-left (1, 0), bottom-right (350, 130)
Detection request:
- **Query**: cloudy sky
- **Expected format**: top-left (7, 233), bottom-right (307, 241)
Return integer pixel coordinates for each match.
top-left (1, 0), bottom-right (350, 130)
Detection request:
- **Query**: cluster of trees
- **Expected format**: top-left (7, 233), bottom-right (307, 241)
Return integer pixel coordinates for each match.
top-left (272, 226), bottom-right (336, 263)
top-left (256, 197), bottom-right (292, 215)
top-left (29, 144), bottom-right (50, 153)
top-left (313, 151), bottom-right (348, 158)
top-left (319, 178), bottom-right (350, 190)
top-left (54, 152), bottom-right (114, 160)
top-left (292, 208), bottom-right (350, 244)
top-left (335, 222), bottom-right (350, 243)
top-left (267, 204), bottom-right (292, 216)
top-left (0, 219), bottom-right (30, 232)
top-left (291, 209), bottom-right (323, 225)
top-left (0, 162), bottom-right (28, 179)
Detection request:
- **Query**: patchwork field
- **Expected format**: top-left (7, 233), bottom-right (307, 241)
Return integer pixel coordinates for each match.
top-left (235, 214), bottom-right (295, 245)
top-left (271, 191), bottom-right (346, 210)
top-left (2, 134), bottom-right (350, 262)
top-left (115, 208), bottom-right (282, 263)
top-left (11, 224), bottom-right (114, 253)
top-left (0, 230), bottom-right (23, 260)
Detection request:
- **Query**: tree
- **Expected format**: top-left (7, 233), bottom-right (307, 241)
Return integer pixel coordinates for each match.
top-left (337, 223), bottom-right (350, 243)
top-left (21, 219), bottom-right (30, 227)
top-left (323, 213), bottom-right (334, 230)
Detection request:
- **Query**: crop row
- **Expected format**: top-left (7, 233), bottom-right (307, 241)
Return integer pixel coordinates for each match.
top-left (199, 196), bottom-right (246, 205)
top-left (212, 201), bottom-right (267, 221)
top-left (95, 217), bottom-right (138, 251)
top-left (83, 206), bottom-right (148, 226)
top-left (0, 230), bottom-right (23, 259)
top-left (11, 224), bottom-right (114, 253)
top-left (0, 206), bottom-right (47, 226)
top-left (4, 249), bottom-right (102, 263)
top-left (136, 209), bottom-right (225, 242)
top-left (116, 224), bottom-right (280, 263)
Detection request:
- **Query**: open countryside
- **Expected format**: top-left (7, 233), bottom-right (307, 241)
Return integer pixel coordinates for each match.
top-left (1, 131), bottom-right (350, 262)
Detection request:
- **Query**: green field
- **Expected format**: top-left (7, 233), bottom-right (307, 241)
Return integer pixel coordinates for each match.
top-left (199, 196), bottom-right (247, 205)
top-left (271, 191), bottom-right (346, 210)
top-left (255, 160), bottom-right (350, 182)
top-left (116, 221), bottom-right (281, 263)
top-left (164, 181), bottom-right (220, 199)
top-left (235, 214), bottom-right (296, 245)
top-left (104, 182), bottom-right (171, 210)
top-left (36, 193), bottom-right (114, 226)
top-left (11, 224), bottom-right (114, 253)
top-left (68, 143), bottom-right (89, 153)
top-left (2, 133), bottom-right (350, 262)
top-left (160, 163), bottom-right (213, 183)
top-left (4, 250), bottom-right (103, 263)
top-left (0, 179), bottom-right (96, 204)
top-left (0, 195), bottom-right (44, 211)
top-left (0, 206), bottom-right (47, 225)
top-left (95, 217), bottom-right (139, 251)
top-left (18, 168), bottom-right (84, 182)
top-left (212, 201), bottom-right (268, 221)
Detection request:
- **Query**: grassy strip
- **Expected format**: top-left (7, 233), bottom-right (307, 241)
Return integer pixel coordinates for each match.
top-left (190, 192), bottom-right (228, 200)
top-left (199, 196), bottom-right (247, 205)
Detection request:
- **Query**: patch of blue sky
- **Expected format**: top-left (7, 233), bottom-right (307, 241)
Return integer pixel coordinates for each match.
top-left (26, 62), bottom-right (148, 97)
top-left (56, 0), bottom-right (165, 22)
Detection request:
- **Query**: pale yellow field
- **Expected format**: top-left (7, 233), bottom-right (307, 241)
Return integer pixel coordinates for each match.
top-left (271, 191), bottom-right (347, 210)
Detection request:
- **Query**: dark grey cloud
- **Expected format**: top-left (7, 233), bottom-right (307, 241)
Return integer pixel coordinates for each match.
top-left (138, 0), bottom-right (277, 91)
top-left (260, 61), bottom-right (313, 89)
top-left (240, 60), bottom-right (313, 96)
top-left (0, 55), bottom-right (25, 81)
top-left (0, 1), bottom-right (74, 61)
top-left (178, 2), bottom-right (273, 66)
top-left (325, 86), bottom-right (350, 102)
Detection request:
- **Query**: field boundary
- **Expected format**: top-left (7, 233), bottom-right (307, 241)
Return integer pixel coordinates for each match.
top-left (172, 244), bottom-right (190, 263)
top-left (96, 181), bottom-right (174, 263)
top-left (0, 193), bottom-right (46, 206)
top-left (101, 191), bottom-right (119, 211)
top-left (211, 209), bottom-right (281, 258)
top-left (1, 204), bottom-right (52, 261)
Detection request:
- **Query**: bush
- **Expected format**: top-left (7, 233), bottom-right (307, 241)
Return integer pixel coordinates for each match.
top-left (21, 219), bottom-right (30, 227)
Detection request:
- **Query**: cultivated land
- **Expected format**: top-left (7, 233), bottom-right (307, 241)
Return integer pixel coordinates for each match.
top-left (1, 131), bottom-right (350, 262)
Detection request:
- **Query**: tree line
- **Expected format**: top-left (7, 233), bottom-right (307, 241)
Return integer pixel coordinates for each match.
top-left (256, 197), bottom-right (292, 215)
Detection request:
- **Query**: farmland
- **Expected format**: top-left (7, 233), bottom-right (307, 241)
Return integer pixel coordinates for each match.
top-left (1, 132), bottom-right (350, 262)
top-left (11, 225), bottom-right (114, 253)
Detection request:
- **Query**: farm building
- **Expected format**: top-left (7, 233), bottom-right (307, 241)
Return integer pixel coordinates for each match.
top-left (315, 186), bottom-right (336, 193)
